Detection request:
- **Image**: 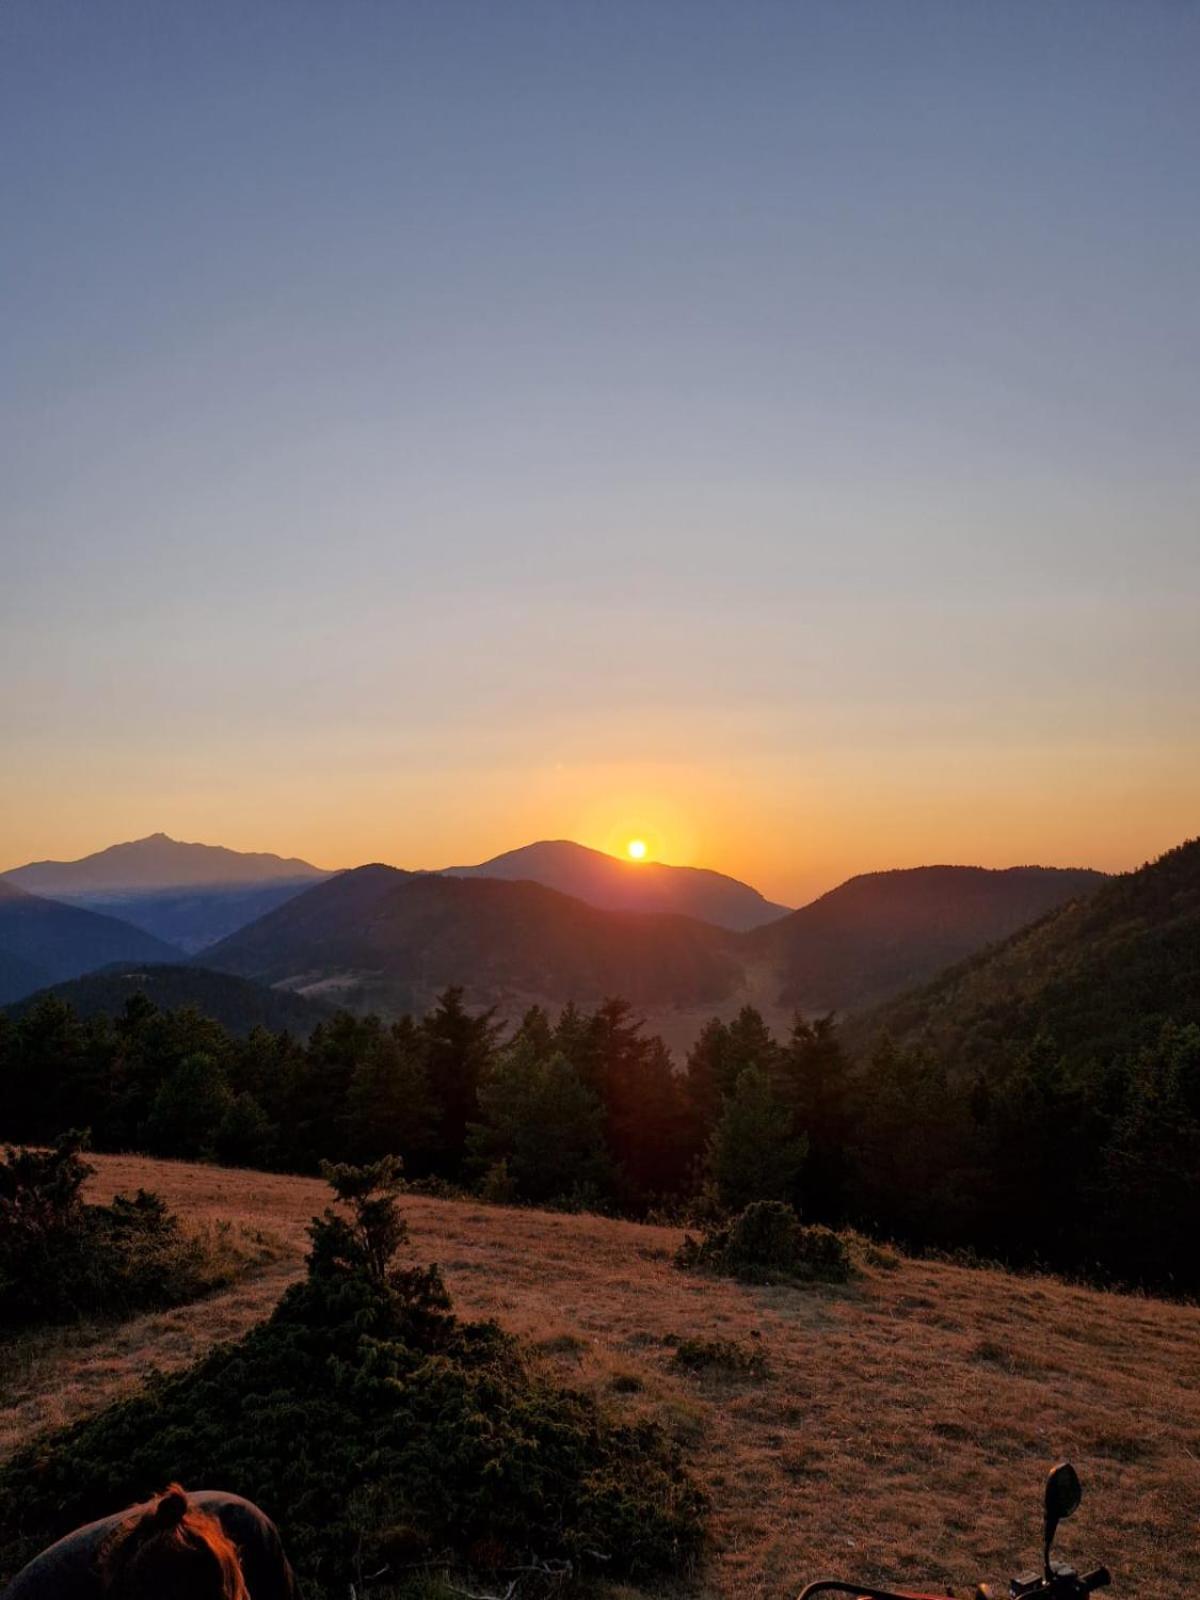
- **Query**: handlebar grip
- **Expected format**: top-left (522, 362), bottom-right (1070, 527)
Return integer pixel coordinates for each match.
top-left (1081, 1567), bottom-right (1111, 1591)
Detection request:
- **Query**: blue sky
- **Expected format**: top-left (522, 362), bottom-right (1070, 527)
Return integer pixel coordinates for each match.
top-left (2, 1), bottom-right (1198, 901)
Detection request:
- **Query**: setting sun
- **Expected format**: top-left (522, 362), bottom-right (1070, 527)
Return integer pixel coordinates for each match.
top-left (626, 838), bottom-right (647, 861)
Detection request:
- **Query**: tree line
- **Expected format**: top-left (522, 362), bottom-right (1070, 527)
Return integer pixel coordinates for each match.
top-left (2, 988), bottom-right (1197, 1293)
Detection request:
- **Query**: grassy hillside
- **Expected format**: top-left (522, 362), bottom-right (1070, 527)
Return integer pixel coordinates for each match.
top-left (848, 838), bottom-right (1200, 1072)
top-left (3, 1152), bottom-right (1196, 1599)
top-left (5, 964), bottom-right (331, 1037)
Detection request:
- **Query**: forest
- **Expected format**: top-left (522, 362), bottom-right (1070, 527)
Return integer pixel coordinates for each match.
top-left (3, 983), bottom-right (1197, 1297)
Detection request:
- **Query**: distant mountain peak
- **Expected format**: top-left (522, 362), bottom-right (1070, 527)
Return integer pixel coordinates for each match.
top-left (4, 835), bottom-right (329, 896)
top-left (442, 838), bottom-right (792, 932)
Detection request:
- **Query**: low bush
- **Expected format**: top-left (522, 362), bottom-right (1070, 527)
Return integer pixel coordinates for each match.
top-left (0, 1133), bottom-right (248, 1329)
top-left (670, 1335), bottom-right (767, 1379)
top-left (0, 1159), bottom-right (706, 1599)
top-left (675, 1200), bottom-right (854, 1285)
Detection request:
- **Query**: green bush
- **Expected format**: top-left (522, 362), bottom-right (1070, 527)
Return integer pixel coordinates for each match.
top-left (670, 1335), bottom-right (767, 1378)
top-left (0, 1133), bottom-right (242, 1328)
top-left (0, 1161), bottom-right (706, 1598)
top-left (676, 1200), bottom-right (853, 1285)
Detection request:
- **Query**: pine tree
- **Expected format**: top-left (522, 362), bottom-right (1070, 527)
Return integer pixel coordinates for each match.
top-left (708, 1066), bottom-right (807, 1213)
top-left (468, 1039), bottom-right (611, 1205)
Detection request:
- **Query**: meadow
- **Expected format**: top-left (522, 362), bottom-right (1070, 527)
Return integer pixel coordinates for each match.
top-left (2, 1153), bottom-right (1195, 1599)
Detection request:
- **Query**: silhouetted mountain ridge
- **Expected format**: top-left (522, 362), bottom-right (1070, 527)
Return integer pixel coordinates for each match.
top-left (203, 865), bottom-right (742, 1017)
top-left (5, 832), bottom-right (327, 893)
top-left (444, 840), bottom-right (791, 930)
top-left (749, 863), bottom-right (1108, 1014)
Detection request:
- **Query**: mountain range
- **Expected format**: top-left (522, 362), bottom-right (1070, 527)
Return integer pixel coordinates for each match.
top-left (200, 857), bottom-right (1105, 1050)
top-left (1, 832), bottom-right (1112, 1051)
top-left (2, 834), bottom-right (330, 953)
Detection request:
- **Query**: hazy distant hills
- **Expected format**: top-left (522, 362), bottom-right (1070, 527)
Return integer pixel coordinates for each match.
top-left (2, 833), bottom-right (330, 953)
top-left (203, 865), bottom-right (743, 1017)
top-left (5, 832), bottom-right (326, 893)
top-left (201, 857), bottom-right (1107, 1047)
top-left (0, 881), bottom-right (178, 1004)
top-left (845, 840), bottom-right (1200, 1072)
top-left (444, 840), bottom-right (791, 931)
top-left (8, 963), bottom-right (332, 1037)
top-left (749, 864), bottom-right (1108, 1015)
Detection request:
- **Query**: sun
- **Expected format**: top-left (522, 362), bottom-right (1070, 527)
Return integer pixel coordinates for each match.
top-left (626, 838), bottom-right (648, 861)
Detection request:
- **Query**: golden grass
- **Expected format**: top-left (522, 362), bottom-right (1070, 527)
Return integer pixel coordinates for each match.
top-left (5, 1153), bottom-right (1198, 1598)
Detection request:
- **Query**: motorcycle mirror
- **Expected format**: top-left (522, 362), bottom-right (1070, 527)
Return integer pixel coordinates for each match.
top-left (1043, 1461), bottom-right (1082, 1575)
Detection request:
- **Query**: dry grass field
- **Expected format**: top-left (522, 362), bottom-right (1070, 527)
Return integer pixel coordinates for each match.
top-left (3, 1153), bottom-right (1197, 1598)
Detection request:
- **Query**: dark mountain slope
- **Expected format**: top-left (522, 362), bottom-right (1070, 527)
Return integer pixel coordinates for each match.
top-left (444, 839), bottom-right (791, 931)
top-left (203, 866), bottom-right (742, 1018)
top-left (0, 882), bottom-right (179, 1004)
top-left (5, 963), bottom-right (331, 1037)
top-left (748, 864), bottom-right (1107, 1015)
top-left (846, 839), bottom-right (1200, 1071)
top-left (47, 880), bottom-right (326, 953)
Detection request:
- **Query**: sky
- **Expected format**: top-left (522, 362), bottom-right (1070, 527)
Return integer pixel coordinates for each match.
top-left (2, 1), bottom-right (1198, 906)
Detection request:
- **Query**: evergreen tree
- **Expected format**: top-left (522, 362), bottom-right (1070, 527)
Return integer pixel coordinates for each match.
top-left (685, 1017), bottom-right (735, 1130)
top-left (1097, 1020), bottom-right (1200, 1285)
top-left (144, 1052), bottom-right (234, 1159)
top-left (468, 1040), bottom-right (611, 1205)
top-left (214, 1092), bottom-right (277, 1168)
top-left (423, 988), bottom-right (500, 1175)
top-left (774, 1014), bottom-right (852, 1221)
top-left (708, 1066), bottom-right (807, 1212)
top-left (346, 1018), bottom-right (436, 1167)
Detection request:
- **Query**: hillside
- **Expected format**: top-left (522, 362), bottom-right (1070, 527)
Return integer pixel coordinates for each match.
top-left (3, 1152), bottom-right (1196, 1599)
top-left (203, 865), bottom-right (743, 1017)
top-left (749, 864), bottom-right (1107, 1015)
top-left (44, 880), bottom-right (331, 953)
top-left (445, 839), bottom-right (792, 930)
top-left (5, 963), bottom-right (331, 1037)
top-left (847, 838), bottom-right (1200, 1072)
top-left (0, 882), bottom-right (178, 1005)
top-left (3, 835), bottom-right (331, 954)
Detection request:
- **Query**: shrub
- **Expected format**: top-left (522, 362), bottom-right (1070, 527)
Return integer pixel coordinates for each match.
top-left (676, 1200), bottom-right (853, 1285)
top-left (0, 1161), bottom-right (707, 1598)
top-left (0, 1133), bottom-right (244, 1328)
top-left (670, 1335), bottom-right (767, 1379)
